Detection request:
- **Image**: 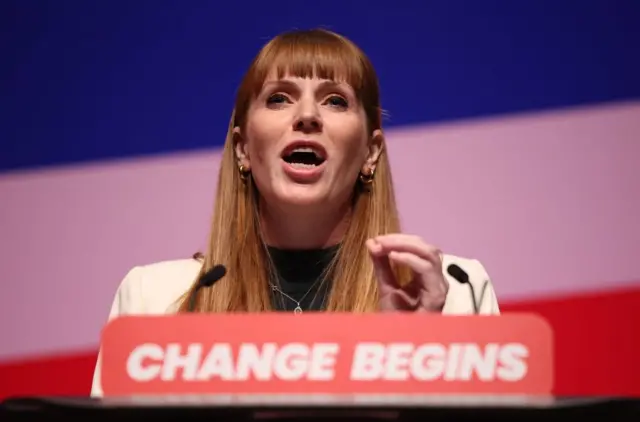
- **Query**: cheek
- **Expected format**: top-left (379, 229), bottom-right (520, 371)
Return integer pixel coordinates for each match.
top-left (326, 117), bottom-right (369, 165)
top-left (245, 115), bottom-right (281, 166)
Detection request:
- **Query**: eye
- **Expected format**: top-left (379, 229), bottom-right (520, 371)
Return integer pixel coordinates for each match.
top-left (266, 93), bottom-right (290, 106)
top-left (325, 95), bottom-right (348, 109)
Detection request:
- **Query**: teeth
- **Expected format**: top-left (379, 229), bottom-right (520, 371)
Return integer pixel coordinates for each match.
top-left (292, 147), bottom-right (319, 157)
top-left (289, 162), bottom-right (317, 168)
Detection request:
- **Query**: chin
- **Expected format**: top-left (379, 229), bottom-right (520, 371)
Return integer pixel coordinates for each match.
top-left (274, 183), bottom-right (329, 208)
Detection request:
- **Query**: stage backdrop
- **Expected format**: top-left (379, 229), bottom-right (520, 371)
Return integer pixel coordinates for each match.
top-left (1, 1), bottom-right (639, 398)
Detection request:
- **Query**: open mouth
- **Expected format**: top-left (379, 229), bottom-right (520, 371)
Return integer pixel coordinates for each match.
top-left (282, 147), bottom-right (326, 168)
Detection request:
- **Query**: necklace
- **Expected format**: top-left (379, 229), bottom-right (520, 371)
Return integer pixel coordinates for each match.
top-left (269, 282), bottom-right (319, 314)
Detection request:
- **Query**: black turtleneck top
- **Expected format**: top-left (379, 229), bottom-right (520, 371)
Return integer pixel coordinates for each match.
top-left (266, 244), bottom-right (339, 312)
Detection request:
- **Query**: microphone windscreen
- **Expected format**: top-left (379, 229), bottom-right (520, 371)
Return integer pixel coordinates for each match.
top-left (446, 264), bottom-right (469, 284)
top-left (199, 264), bottom-right (227, 287)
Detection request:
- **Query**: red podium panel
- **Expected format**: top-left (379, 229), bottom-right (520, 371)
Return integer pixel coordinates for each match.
top-left (100, 313), bottom-right (553, 396)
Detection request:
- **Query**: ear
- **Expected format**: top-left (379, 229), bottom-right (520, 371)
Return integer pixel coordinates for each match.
top-left (233, 126), bottom-right (250, 169)
top-left (361, 129), bottom-right (384, 174)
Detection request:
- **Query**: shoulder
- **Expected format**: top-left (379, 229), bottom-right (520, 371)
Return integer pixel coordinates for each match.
top-left (110, 258), bottom-right (203, 316)
top-left (92, 258), bottom-right (202, 397)
top-left (440, 253), bottom-right (500, 315)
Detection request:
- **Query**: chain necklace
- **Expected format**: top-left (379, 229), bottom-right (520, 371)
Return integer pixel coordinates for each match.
top-left (269, 281), bottom-right (320, 314)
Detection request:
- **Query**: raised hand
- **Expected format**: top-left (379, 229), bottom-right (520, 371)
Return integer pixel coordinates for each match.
top-left (366, 234), bottom-right (449, 312)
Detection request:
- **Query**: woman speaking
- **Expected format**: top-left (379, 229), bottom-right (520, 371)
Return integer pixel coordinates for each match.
top-left (90, 28), bottom-right (499, 396)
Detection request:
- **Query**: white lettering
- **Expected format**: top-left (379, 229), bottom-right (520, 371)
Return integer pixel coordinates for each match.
top-left (124, 341), bottom-right (528, 383)
top-left (273, 343), bottom-right (309, 380)
top-left (126, 343), bottom-right (163, 382)
top-left (196, 343), bottom-right (234, 380)
top-left (235, 343), bottom-right (278, 381)
top-left (497, 343), bottom-right (529, 381)
top-left (308, 343), bottom-right (339, 380)
top-left (443, 343), bottom-right (462, 380)
top-left (349, 342), bottom-right (385, 380)
top-left (126, 342), bottom-right (340, 382)
top-left (457, 343), bottom-right (499, 381)
top-left (385, 343), bottom-right (413, 380)
top-left (411, 343), bottom-right (447, 380)
top-left (162, 343), bottom-right (202, 381)
top-left (349, 342), bottom-right (529, 382)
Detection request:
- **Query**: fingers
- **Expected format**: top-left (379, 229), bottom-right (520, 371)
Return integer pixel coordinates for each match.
top-left (387, 251), bottom-right (432, 274)
top-left (373, 234), bottom-right (443, 270)
top-left (386, 250), bottom-right (449, 312)
top-left (366, 239), bottom-right (400, 293)
top-left (387, 251), bottom-right (446, 292)
top-left (379, 289), bottom-right (420, 312)
top-left (368, 235), bottom-right (448, 313)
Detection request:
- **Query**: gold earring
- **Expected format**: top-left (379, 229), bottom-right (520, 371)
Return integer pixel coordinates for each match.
top-left (238, 164), bottom-right (250, 181)
top-left (359, 168), bottom-right (375, 184)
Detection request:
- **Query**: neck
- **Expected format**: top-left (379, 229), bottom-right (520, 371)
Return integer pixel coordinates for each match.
top-left (259, 200), bottom-right (351, 249)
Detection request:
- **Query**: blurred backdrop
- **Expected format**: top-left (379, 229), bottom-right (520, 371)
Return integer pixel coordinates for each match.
top-left (1, 0), bottom-right (639, 398)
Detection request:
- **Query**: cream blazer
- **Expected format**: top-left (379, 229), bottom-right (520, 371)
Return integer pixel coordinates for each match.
top-left (90, 254), bottom-right (500, 397)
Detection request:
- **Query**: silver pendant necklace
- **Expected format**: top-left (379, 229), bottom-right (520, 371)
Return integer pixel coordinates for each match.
top-left (269, 282), bottom-right (318, 314)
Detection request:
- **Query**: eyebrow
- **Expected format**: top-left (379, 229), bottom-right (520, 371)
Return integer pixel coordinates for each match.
top-left (262, 79), bottom-right (349, 92)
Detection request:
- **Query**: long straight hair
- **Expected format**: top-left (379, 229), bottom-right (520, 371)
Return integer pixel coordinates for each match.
top-left (177, 28), bottom-right (410, 313)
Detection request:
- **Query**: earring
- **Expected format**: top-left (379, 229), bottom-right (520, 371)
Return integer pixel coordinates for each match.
top-left (359, 168), bottom-right (375, 184)
top-left (238, 164), bottom-right (250, 181)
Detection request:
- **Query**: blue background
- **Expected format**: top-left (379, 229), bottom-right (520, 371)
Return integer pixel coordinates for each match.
top-left (2, 0), bottom-right (639, 172)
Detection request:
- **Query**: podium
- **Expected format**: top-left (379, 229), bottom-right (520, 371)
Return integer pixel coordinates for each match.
top-left (2, 395), bottom-right (639, 421)
top-left (4, 313), bottom-right (638, 420)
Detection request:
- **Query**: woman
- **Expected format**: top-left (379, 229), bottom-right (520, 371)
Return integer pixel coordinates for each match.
top-left (90, 28), bottom-right (499, 396)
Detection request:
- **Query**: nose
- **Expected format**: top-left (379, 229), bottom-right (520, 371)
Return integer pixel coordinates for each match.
top-left (293, 98), bottom-right (322, 133)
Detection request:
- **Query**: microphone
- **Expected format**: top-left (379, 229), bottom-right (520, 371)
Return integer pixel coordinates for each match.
top-left (188, 264), bottom-right (227, 312)
top-left (446, 264), bottom-right (488, 314)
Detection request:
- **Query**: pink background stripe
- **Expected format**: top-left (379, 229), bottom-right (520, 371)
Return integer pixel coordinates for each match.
top-left (1, 101), bottom-right (639, 361)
